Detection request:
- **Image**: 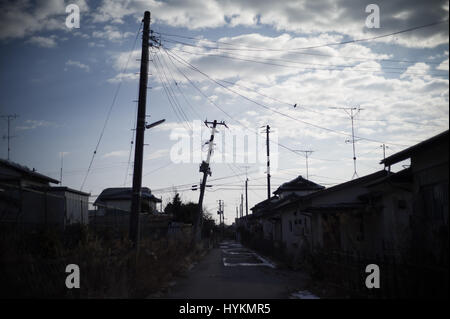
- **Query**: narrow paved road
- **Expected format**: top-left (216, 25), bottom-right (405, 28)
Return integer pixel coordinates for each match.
top-left (162, 240), bottom-right (316, 299)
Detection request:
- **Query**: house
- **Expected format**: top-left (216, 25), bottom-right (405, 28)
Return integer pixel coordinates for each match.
top-left (380, 130), bottom-right (448, 265)
top-left (242, 176), bottom-right (324, 259)
top-left (91, 187), bottom-right (168, 239)
top-left (238, 130), bottom-right (448, 297)
top-left (93, 187), bottom-right (161, 216)
top-left (0, 159), bottom-right (90, 229)
top-left (48, 187), bottom-right (90, 225)
top-left (381, 130), bottom-right (448, 297)
top-left (274, 175), bottom-right (325, 198)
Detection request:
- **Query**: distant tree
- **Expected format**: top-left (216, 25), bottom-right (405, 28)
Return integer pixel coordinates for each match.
top-left (201, 211), bottom-right (217, 238)
top-left (164, 194), bottom-right (217, 232)
top-left (164, 193), bottom-right (196, 224)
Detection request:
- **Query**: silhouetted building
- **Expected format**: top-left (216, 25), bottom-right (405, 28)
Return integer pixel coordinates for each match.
top-left (0, 159), bottom-right (90, 229)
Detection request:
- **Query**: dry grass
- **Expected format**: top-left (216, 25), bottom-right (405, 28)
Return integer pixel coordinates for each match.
top-left (0, 225), bottom-right (208, 298)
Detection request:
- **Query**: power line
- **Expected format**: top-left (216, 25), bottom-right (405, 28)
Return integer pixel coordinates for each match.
top-left (159, 19), bottom-right (449, 53)
top-left (156, 26), bottom-right (448, 65)
top-left (80, 22), bottom-right (143, 191)
top-left (153, 50), bottom-right (195, 126)
top-left (123, 84), bottom-right (140, 186)
top-left (162, 47), bottom-right (386, 167)
top-left (151, 50), bottom-right (193, 132)
top-left (217, 79), bottom-right (445, 128)
top-left (158, 50), bottom-right (203, 120)
top-left (165, 46), bottom-right (447, 78)
top-left (165, 48), bottom-right (412, 148)
top-left (161, 47), bottom-right (324, 161)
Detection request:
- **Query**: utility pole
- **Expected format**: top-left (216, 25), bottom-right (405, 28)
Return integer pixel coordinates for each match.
top-left (381, 144), bottom-right (388, 161)
top-left (245, 178), bottom-right (248, 216)
top-left (329, 106), bottom-right (363, 179)
top-left (1, 114), bottom-right (18, 161)
top-left (194, 120), bottom-right (228, 244)
top-left (129, 12), bottom-right (163, 247)
top-left (217, 200), bottom-right (224, 238)
top-left (221, 201), bottom-right (225, 238)
top-left (294, 150), bottom-right (314, 180)
top-left (262, 125), bottom-right (271, 199)
top-left (381, 144), bottom-right (389, 169)
top-left (129, 11), bottom-right (151, 247)
top-left (240, 193), bottom-right (243, 218)
top-left (60, 152), bottom-right (64, 185)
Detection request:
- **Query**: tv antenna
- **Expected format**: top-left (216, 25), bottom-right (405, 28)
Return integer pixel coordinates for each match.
top-left (329, 106), bottom-right (363, 179)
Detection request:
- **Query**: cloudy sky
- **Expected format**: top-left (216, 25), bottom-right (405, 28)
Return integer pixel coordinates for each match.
top-left (0, 0), bottom-right (448, 224)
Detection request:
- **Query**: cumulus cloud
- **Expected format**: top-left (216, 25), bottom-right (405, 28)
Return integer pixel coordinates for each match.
top-left (16, 120), bottom-right (59, 130)
top-left (107, 72), bottom-right (139, 83)
top-left (102, 150), bottom-right (128, 158)
top-left (92, 0), bottom-right (449, 48)
top-left (436, 59), bottom-right (449, 70)
top-left (142, 33), bottom-right (448, 148)
top-left (144, 149), bottom-right (169, 160)
top-left (0, 0), bottom-right (89, 40)
top-left (65, 59), bottom-right (90, 72)
top-left (26, 35), bottom-right (57, 48)
top-left (92, 25), bottom-right (134, 42)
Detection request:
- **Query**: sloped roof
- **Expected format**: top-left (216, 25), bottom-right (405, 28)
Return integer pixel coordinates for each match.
top-left (0, 158), bottom-right (59, 184)
top-left (94, 187), bottom-right (161, 205)
top-left (50, 186), bottom-right (90, 197)
top-left (274, 175), bottom-right (324, 195)
top-left (250, 195), bottom-right (279, 214)
top-left (380, 130), bottom-right (449, 166)
top-left (304, 170), bottom-right (388, 200)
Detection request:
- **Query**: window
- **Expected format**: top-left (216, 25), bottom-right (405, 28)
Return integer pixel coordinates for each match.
top-left (289, 220), bottom-right (293, 232)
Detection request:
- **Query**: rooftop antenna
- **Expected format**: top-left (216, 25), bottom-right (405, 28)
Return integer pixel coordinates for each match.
top-left (293, 150), bottom-right (314, 180)
top-left (60, 152), bottom-right (65, 185)
top-left (1, 114), bottom-right (18, 161)
top-left (329, 106), bottom-right (363, 179)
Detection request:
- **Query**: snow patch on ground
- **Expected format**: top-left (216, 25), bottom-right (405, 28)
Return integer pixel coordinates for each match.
top-left (290, 290), bottom-right (320, 299)
top-left (221, 241), bottom-right (276, 268)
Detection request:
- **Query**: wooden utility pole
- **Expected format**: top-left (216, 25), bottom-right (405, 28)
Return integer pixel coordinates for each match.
top-left (129, 11), bottom-right (151, 247)
top-left (1, 114), bottom-right (18, 161)
top-left (194, 120), bottom-right (227, 244)
top-left (245, 177), bottom-right (248, 216)
top-left (240, 193), bottom-right (244, 218)
top-left (263, 125), bottom-right (271, 199)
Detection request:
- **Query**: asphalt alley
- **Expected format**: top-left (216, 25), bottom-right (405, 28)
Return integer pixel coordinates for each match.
top-left (161, 240), bottom-right (316, 299)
